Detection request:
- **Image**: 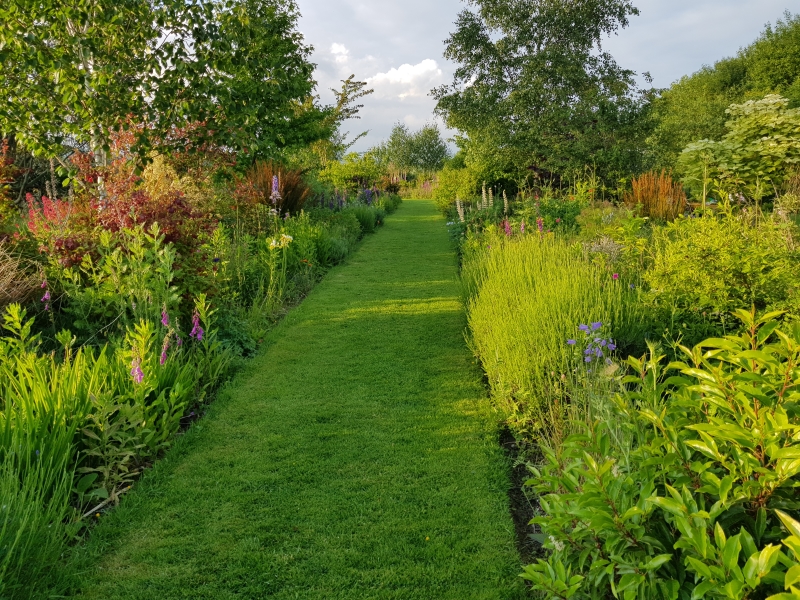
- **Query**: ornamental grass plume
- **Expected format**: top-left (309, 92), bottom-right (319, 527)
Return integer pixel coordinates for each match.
top-left (625, 170), bottom-right (686, 221)
top-left (456, 198), bottom-right (465, 223)
top-left (503, 190), bottom-right (509, 215)
top-left (489, 187), bottom-right (494, 207)
top-left (482, 183), bottom-right (488, 210)
top-left (0, 244), bottom-right (38, 313)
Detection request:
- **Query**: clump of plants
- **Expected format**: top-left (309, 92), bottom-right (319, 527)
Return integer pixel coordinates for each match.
top-left (523, 310), bottom-right (800, 599)
top-left (625, 170), bottom-right (686, 221)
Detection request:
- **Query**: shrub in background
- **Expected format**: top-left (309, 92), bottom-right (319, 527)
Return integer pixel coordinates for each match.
top-left (645, 210), bottom-right (800, 345)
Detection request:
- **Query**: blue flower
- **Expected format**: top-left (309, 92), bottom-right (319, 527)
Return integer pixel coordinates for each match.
top-left (578, 324), bottom-right (589, 332)
top-left (584, 357), bottom-right (592, 363)
top-left (591, 322), bottom-right (603, 331)
top-left (567, 339), bottom-right (576, 345)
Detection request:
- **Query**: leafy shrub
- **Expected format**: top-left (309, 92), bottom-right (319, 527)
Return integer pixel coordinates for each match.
top-left (346, 205), bottom-right (377, 234)
top-left (463, 230), bottom-right (644, 438)
top-left (433, 165), bottom-right (481, 214)
top-left (524, 310), bottom-right (800, 599)
top-left (679, 95), bottom-right (800, 200)
top-left (0, 297), bottom-right (231, 594)
top-left (625, 170), bottom-right (687, 221)
top-left (644, 211), bottom-right (800, 344)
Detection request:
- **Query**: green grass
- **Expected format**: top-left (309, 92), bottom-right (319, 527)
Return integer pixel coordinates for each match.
top-left (67, 199), bottom-right (525, 599)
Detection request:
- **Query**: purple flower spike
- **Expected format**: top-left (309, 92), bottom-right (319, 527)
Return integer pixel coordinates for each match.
top-left (41, 290), bottom-right (51, 303)
top-left (131, 359), bottom-right (144, 384)
top-left (591, 322), bottom-right (603, 331)
top-left (176, 336), bottom-right (183, 347)
top-left (161, 308), bottom-right (169, 327)
top-left (41, 280), bottom-right (48, 289)
top-left (190, 309), bottom-right (204, 341)
top-left (520, 221), bottom-right (525, 234)
top-left (160, 350), bottom-right (167, 365)
top-left (44, 303), bottom-right (50, 312)
top-left (566, 339), bottom-right (576, 345)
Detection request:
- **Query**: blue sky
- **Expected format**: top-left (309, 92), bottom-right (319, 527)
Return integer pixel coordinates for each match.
top-left (296, 0), bottom-right (796, 151)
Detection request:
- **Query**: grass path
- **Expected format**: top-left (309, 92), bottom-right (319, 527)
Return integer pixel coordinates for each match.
top-left (72, 199), bottom-right (525, 599)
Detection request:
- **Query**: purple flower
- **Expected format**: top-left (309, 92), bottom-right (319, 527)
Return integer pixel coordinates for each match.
top-left (160, 350), bottom-right (167, 365)
top-left (520, 221), bottom-right (525, 234)
top-left (607, 343), bottom-right (617, 351)
top-left (176, 336), bottom-right (183, 347)
top-left (591, 322), bottom-right (603, 331)
top-left (40, 280), bottom-right (47, 289)
top-left (578, 324), bottom-right (589, 332)
top-left (629, 283), bottom-right (635, 290)
top-left (612, 273), bottom-right (619, 280)
top-left (585, 357), bottom-right (592, 363)
top-left (161, 308), bottom-right (169, 327)
top-left (537, 217), bottom-right (544, 233)
top-left (41, 290), bottom-right (51, 303)
top-left (131, 359), bottom-right (144, 384)
top-left (44, 303), bottom-right (50, 311)
top-left (213, 257), bottom-right (221, 263)
top-left (503, 219), bottom-right (512, 237)
top-left (190, 310), bottom-right (204, 341)
top-left (566, 339), bottom-right (576, 345)
top-left (272, 175), bottom-right (279, 195)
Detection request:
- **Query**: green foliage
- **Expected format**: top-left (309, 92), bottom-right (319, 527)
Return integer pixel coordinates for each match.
top-left (433, 165), bottom-right (481, 213)
top-left (319, 152), bottom-right (383, 193)
top-left (462, 230), bottom-right (643, 438)
top-left (644, 211), bottom-right (800, 344)
top-left (377, 123), bottom-right (450, 175)
top-left (525, 310), bottom-right (800, 599)
top-left (649, 12), bottom-right (800, 171)
top-left (0, 0), bottom-right (325, 160)
top-left (345, 205), bottom-right (378, 235)
top-left (48, 225), bottom-right (180, 341)
top-left (0, 300), bottom-right (232, 594)
top-left (433, 0), bottom-right (649, 183)
top-left (679, 95), bottom-right (800, 199)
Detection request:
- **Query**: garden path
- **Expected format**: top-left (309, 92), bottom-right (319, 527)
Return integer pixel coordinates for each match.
top-left (75, 199), bottom-right (524, 599)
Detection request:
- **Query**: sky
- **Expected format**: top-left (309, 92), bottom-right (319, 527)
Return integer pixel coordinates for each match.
top-left (296, 0), bottom-right (797, 152)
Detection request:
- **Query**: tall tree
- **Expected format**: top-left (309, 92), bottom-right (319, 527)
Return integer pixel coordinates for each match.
top-left (0, 0), bottom-right (326, 163)
top-left (432, 0), bottom-right (649, 182)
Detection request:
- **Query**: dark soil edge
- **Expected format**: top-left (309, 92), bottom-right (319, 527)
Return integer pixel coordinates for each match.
top-left (499, 426), bottom-right (543, 566)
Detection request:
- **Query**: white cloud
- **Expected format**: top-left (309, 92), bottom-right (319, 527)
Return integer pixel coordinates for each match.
top-left (330, 43), bottom-right (349, 64)
top-left (366, 59), bottom-right (444, 100)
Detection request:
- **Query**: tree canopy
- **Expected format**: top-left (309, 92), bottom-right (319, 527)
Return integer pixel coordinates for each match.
top-left (0, 0), bottom-right (327, 163)
top-left (647, 11), bottom-right (800, 170)
top-left (432, 0), bottom-right (649, 183)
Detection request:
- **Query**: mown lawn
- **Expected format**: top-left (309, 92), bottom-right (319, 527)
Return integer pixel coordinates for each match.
top-left (68, 199), bottom-right (524, 599)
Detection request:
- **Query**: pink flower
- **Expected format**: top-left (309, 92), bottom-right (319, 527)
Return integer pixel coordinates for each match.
top-left (612, 273), bottom-right (619, 280)
top-left (130, 359), bottom-right (144, 384)
top-left (190, 310), bottom-right (204, 341)
top-left (41, 290), bottom-right (51, 302)
top-left (503, 219), bottom-right (512, 237)
top-left (520, 221), bottom-right (525, 234)
top-left (41, 280), bottom-right (47, 289)
top-left (537, 217), bottom-right (544, 233)
top-left (161, 307), bottom-right (169, 327)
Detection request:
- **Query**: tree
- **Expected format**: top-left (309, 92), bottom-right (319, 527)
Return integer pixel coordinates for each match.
top-left (379, 123), bottom-right (450, 176)
top-left (648, 12), bottom-right (800, 171)
top-left (0, 0), bottom-right (326, 164)
top-left (432, 0), bottom-right (649, 183)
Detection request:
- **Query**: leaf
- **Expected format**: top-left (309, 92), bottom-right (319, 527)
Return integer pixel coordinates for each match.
top-left (75, 473), bottom-right (98, 495)
top-left (644, 554), bottom-right (673, 572)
